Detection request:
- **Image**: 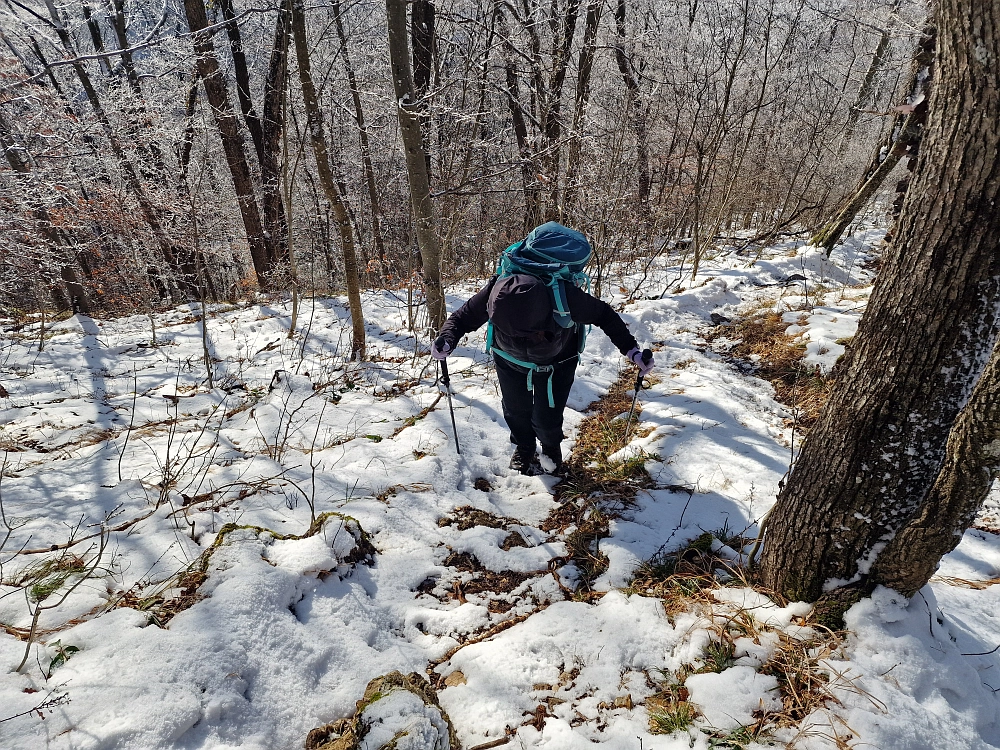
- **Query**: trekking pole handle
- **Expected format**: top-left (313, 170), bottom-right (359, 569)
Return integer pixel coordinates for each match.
top-left (435, 337), bottom-right (451, 386)
top-left (635, 349), bottom-right (652, 390)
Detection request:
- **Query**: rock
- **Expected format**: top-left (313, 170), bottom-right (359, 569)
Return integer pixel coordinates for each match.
top-left (304, 671), bottom-right (458, 750)
top-left (305, 719), bottom-right (355, 750)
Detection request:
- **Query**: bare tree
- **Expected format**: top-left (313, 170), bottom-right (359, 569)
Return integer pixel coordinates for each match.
top-left (387, 0), bottom-right (446, 329)
top-left (290, 0), bottom-right (367, 359)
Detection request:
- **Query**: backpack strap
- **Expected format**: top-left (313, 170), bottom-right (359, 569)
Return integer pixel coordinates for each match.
top-left (491, 347), bottom-right (557, 408)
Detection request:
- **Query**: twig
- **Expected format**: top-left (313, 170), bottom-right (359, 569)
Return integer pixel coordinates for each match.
top-left (961, 643), bottom-right (1000, 657)
top-left (0, 689), bottom-right (69, 723)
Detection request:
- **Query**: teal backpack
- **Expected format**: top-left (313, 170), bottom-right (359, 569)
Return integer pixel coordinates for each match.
top-left (486, 222), bottom-right (593, 407)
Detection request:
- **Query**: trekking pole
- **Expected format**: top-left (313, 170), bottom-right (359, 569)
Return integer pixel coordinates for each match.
top-left (624, 349), bottom-right (653, 445)
top-left (436, 337), bottom-right (461, 455)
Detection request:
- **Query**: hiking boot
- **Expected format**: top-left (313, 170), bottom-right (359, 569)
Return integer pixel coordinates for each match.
top-left (509, 448), bottom-right (542, 476)
top-left (541, 444), bottom-right (564, 475)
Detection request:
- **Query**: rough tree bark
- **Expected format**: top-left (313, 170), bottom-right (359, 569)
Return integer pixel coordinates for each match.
top-left (386, 0), bottom-right (446, 330)
top-left (871, 341), bottom-right (1000, 596)
top-left (290, 0), bottom-right (366, 359)
top-left (760, 0), bottom-right (1000, 603)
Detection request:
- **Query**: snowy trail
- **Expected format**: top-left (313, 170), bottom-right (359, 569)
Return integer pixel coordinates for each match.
top-left (3, 235), bottom-right (1000, 749)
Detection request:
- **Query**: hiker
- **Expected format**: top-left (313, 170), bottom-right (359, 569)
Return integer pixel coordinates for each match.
top-left (432, 222), bottom-right (654, 475)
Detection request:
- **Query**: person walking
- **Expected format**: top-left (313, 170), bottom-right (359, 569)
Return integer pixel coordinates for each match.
top-left (432, 222), bottom-right (654, 475)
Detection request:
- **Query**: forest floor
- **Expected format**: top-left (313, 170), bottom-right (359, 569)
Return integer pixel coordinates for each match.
top-left (2, 232), bottom-right (1000, 750)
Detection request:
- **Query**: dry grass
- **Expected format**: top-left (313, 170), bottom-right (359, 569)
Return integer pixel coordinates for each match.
top-left (710, 305), bottom-right (833, 429)
top-left (625, 532), bottom-right (862, 746)
top-left (538, 366), bottom-right (660, 596)
top-left (627, 532), bottom-right (724, 616)
top-left (763, 630), bottom-right (845, 726)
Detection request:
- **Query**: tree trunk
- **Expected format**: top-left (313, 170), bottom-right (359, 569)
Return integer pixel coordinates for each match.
top-left (563, 0), bottom-right (602, 219)
top-left (183, 0), bottom-right (276, 289)
top-left (259, 0), bottom-right (291, 266)
top-left (218, 0), bottom-right (266, 165)
top-left (290, 0), bottom-right (366, 359)
top-left (613, 0), bottom-right (650, 218)
top-left (108, 0), bottom-right (143, 94)
top-left (760, 0), bottom-right (1000, 603)
top-left (386, 0), bottom-right (446, 330)
top-left (871, 341), bottom-right (1000, 596)
top-left (410, 0), bottom-right (435, 181)
top-left (333, 0), bottom-right (388, 278)
top-left (177, 70), bottom-right (200, 190)
top-left (81, 4), bottom-right (112, 77)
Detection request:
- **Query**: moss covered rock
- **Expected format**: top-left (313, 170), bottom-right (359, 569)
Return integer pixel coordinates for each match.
top-left (304, 671), bottom-right (457, 750)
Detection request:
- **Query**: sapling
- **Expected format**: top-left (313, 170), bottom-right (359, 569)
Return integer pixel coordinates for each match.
top-left (15, 525), bottom-right (109, 673)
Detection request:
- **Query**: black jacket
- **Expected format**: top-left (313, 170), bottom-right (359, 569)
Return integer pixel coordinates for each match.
top-left (437, 275), bottom-right (638, 366)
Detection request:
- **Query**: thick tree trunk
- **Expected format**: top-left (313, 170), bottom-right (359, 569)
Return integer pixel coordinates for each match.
top-left (333, 0), bottom-right (387, 278)
top-left (386, 0), bottom-right (446, 330)
top-left (290, 0), bottom-right (366, 359)
top-left (183, 0), bottom-right (276, 289)
top-left (871, 342), bottom-right (1000, 596)
top-left (760, 0), bottom-right (1000, 603)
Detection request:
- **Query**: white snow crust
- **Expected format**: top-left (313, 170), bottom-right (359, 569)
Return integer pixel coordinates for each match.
top-left (2, 230), bottom-right (999, 749)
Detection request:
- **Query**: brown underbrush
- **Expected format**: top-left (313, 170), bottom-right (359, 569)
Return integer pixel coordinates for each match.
top-left (709, 305), bottom-right (833, 429)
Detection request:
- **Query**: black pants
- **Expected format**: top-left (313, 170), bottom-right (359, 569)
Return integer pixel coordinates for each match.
top-left (495, 355), bottom-right (577, 453)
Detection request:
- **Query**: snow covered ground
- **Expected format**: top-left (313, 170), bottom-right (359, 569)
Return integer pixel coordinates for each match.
top-left (2, 233), bottom-right (1000, 749)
